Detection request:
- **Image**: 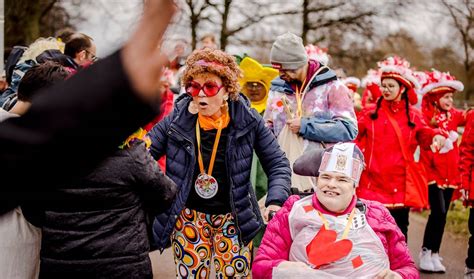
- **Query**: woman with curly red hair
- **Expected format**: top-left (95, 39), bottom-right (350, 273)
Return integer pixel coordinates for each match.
top-left (148, 48), bottom-right (291, 278)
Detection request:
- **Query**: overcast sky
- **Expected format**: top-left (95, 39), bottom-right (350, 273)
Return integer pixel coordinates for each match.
top-left (63, 0), bottom-right (143, 57)
top-left (65, 0), bottom-right (454, 58)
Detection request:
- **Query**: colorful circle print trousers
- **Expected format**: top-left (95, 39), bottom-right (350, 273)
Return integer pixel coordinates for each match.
top-left (172, 207), bottom-right (253, 278)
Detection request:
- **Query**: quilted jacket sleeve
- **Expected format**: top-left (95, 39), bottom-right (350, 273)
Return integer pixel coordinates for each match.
top-left (148, 111), bottom-right (173, 160)
top-left (367, 201), bottom-right (419, 279)
top-left (299, 81), bottom-right (358, 142)
top-left (253, 113), bottom-right (291, 207)
top-left (253, 195), bottom-right (300, 279)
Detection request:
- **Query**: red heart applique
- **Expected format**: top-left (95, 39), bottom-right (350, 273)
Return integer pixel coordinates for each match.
top-left (306, 226), bottom-right (353, 268)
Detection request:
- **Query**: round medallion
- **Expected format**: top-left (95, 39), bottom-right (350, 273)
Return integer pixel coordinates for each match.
top-left (194, 173), bottom-right (219, 199)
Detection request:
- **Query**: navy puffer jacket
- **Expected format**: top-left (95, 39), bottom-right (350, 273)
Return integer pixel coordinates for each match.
top-left (149, 94), bottom-right (291, 250)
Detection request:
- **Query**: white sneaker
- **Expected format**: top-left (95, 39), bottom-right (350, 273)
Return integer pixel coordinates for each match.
top-left (431, 253), bottom-right (446, 273)
top-left (419, 248), bottom-right (435, 272)
top-left (465, 267), bottom-right (474, 279)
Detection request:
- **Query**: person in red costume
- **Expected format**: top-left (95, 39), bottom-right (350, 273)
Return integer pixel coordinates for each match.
top-left (144, 68), bottom-right (175, 171)
top-left (418, 69), bottom-right (466, 273)
top-left (342, 76), bottom-right (362, 119)
top-left (361, 68), bottom-right (382, 108)
top-left (356, 56), bottom-right (446, 240)
top-left (460, 110), bottom-right (474, 278)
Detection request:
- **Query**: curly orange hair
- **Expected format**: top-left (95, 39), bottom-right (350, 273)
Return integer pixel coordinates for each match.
top-left (182, 48), bottom-right (242, 101)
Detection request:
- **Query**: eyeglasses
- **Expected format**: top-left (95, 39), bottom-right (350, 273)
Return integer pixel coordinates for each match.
top-left (280, 69), bottom-right (298, 75)
top-left (185, 80), bottom-right (224, 97)
top-left (85, 50), bottom-right (98, 62)
top-left (245, 82), bottom-right (264, 90)
top-left (381, 84), bottom-right (397, 91)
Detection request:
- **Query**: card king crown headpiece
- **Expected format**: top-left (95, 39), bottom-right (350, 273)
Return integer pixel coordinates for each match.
top-left (318, 143), bottom-right (364, 186)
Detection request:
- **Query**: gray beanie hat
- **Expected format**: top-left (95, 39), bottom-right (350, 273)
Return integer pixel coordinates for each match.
top-left (270, 32), bottom-right (308, 70)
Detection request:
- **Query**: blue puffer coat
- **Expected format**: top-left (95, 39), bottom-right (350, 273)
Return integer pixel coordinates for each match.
top-left (149, 94), bottom-right (291, 250)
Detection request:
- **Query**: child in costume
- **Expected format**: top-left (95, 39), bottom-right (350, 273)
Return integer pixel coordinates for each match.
top-left (342, 76), bottom-right (362, 118)
top-left (418, 69), bottom-right (466, 273)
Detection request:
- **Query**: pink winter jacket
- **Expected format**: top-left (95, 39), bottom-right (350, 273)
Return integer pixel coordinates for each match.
top-left (253, 195), bottom-right (419, 279)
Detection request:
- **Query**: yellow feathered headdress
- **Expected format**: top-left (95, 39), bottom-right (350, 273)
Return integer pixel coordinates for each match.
top-left (238, 57), bottom-right (279, 113)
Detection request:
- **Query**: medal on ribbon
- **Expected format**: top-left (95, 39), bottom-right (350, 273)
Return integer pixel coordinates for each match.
top-left (195, 173), bottom-right (218, 199)
top-left (194, 114), bottom-right (227, 199)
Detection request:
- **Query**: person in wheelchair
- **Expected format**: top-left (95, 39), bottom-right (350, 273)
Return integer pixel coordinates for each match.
top-left (253, 142), bottom-right (418, 279)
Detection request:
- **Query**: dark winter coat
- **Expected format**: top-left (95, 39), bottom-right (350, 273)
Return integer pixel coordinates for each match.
top-left (149, 94), bottom-right (291, 250)
top-left (39, 141), bottom-right (177, 279)
top-left (0, 51), bottom-right (158, 215)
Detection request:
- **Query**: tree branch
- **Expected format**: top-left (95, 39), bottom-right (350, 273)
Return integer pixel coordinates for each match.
top-left (309, 11), bottom-right (374, 30)
top-left (224, 6), bottom-right (302, 37)
top-left (40, 0), bottom-right (59, 20)
top-left (306, 3), bottom-right (345, 14)
top-left (201, 15), bottom-right (218, 25)
top-left (205, 0), bottom-right (221, 13)
top-left (442, 0), bottom-right (466, 37)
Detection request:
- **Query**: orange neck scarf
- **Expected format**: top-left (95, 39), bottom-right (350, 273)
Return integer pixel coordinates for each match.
top-left (198, 109), bottom-right (230, 131)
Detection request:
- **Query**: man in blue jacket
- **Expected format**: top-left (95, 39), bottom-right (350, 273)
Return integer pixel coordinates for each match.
top-left (264, 32), bottom-right (358, 191)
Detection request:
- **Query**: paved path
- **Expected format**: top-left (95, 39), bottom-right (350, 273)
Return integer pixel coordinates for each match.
top-left (151, 213), bottom-right (469, 278)
top-left (150, 248), bottom-right (175, 279)
top-left (409, 213), bottom-right (468, 279)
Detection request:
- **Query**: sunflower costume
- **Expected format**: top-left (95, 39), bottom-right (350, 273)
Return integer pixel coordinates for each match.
top-left (239, 57), bottom-right (278, 114)
top-left (238, 57), bottom-right (278, 247)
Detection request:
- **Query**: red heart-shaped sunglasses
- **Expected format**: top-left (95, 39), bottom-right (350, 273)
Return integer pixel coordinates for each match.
top-left (185, 81), bottom-right (224, 97)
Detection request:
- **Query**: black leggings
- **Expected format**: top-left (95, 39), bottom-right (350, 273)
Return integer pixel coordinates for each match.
top-left (422, 184), bottom-right (454, 253)
top-left (389, 207), bottom-right (410, 241)
top-left (467, 208), bottom-right (474, 268)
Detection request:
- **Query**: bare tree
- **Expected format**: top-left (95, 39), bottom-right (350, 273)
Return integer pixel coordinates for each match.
top-left (233, 0), bottom-right (377, 58)
top-left (180, 0), bottom-right (211, 49)
top-left (75, 0), bottom-right (143, 51)
top-left (301, 0), bottom-right (375, 45)
top-left (441, 0), bottom-right (474, 100)
top-left (429, 47), bottom-right (468, 106)
top-left (205, 0), bottom-right (292, 50)
top-left (179, 0), bottom-right (376, 52)
top-left (5, 0), bottom-right (75, 48)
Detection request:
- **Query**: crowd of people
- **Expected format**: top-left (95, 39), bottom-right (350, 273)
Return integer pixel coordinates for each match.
top-left (0, 0), bottom-right (474, 278)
